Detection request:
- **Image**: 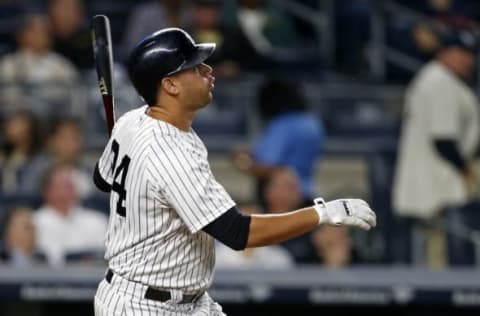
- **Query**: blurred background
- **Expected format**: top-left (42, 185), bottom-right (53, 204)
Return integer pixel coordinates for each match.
top-left (1, 0), bottom-right (480, 315)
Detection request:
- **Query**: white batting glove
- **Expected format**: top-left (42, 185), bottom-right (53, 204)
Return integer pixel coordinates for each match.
top-left (313, 198), bottom-right (377, 230)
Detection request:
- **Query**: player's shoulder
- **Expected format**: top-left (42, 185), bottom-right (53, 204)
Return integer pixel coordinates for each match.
top-left (117, 105), bottom-right (148, 124)
top-left (149, 127), bottom-right (202, 161)
top-left (110, 105), bottom-right (149, 136)
top-left (149, 120), bottom-right (188, 144)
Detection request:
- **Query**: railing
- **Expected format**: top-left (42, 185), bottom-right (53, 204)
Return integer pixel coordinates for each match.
top-left (1, 265), bottom-right (480, 306)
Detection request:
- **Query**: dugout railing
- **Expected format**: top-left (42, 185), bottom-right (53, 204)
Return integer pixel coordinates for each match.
top-left (1, 264), bottom-right (480, 315)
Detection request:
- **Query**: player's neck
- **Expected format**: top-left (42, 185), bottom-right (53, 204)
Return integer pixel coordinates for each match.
top-left (147, 106), bottom-right (195, 132)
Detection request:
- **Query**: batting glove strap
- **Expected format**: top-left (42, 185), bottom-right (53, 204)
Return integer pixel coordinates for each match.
top-left (312, 198), bottom-right (377, 230)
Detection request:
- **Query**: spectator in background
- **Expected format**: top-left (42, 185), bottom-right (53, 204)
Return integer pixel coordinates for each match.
top-left (408, 5), bottom-right (476, 61)
top-left (226, 0), bottom-right (302, 72)
top-left (19, 117), bottom-right (94, 198)
top-left (33, 163), bottom-right (107, 266)
top-left (411, 22), bottom-right (442, 60)
top-left (0, 206), bottom-right (45, 266)
top-left (123, 0), bottom-right (191, 54)
top-left (388, 21), bottom-right (440, 83)
top-left (393, 28), bottom-right (480, 268)
top-left (0, 110), bottom-right (42, 194)
top-left (216, 202), bottom-right (294, 269)
top-left (390, 0), bottom-right (478, 82)
top-left (311, 226), bottom-right (354, 268)
top-left (48, 0), bottom-right (93, 70)
top-left (232, 79), bottom-right (324, 205)
top-left (417, 0), bottom-right (480, 61)
top-left (0, 12), bottom-right (80, 120)
top-left (262, 168), bottom-right (317, 263)
top-left (187, 0), bottom-right (241, 78)
top-left (387, 20), bottom-right (442, 83)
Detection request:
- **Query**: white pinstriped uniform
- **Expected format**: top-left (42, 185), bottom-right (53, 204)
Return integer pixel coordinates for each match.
top-left (94, 105), bottom-right (234, 315)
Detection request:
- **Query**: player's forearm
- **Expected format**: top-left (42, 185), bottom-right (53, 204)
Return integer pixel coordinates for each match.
top-left (246, 208), bottom-right (319, 247)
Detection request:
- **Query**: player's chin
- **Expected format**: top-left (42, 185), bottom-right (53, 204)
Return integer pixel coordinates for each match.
top-left (205, 90), bottom-right (213, 103)
top-left (198, 93), bottom-right (212, 108)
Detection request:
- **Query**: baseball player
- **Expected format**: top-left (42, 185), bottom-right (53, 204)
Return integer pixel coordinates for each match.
top-left (93, 28), bottom-right (377, 315)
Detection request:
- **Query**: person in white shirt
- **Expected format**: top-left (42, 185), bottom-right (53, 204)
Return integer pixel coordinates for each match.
top-left (33, 163), bottom-right (107, 266)
top-left (393, 28), bottom-right (480, 267)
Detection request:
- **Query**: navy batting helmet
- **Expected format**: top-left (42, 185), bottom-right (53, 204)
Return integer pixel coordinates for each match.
top-left (127, 28), bottom-right (216, 106)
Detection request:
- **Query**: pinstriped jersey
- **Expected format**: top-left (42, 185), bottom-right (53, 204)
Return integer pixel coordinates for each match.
top-left (97, 105), bottom-right (235, 292)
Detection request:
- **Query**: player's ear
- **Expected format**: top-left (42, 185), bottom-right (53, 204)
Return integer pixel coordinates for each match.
top-left (161, 77), bottom-right (179, 96)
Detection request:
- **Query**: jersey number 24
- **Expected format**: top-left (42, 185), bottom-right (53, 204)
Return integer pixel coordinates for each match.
top-left (111, 140), bottom-right (131, 217)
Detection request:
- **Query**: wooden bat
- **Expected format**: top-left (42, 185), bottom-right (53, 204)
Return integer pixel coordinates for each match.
top-left (91, 14), bottom-right (115, 136)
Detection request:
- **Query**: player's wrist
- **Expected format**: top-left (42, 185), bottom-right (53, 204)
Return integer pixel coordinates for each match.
top-left (312, 197), bottom-right (328, 225)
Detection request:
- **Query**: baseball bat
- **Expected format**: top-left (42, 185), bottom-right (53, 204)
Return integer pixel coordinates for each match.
top-left (91, 14), bottom-right (115, 136)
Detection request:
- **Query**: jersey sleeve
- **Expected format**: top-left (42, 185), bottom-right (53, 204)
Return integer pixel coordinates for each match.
top-left (96, 137), bottom-right (116, 186)
top-left (147, 138), bottom-right (236, 233)
top-left (95, 109), bottom-right (137, 185)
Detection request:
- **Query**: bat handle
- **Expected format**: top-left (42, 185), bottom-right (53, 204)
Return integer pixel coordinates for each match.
top-left (102, 95), bottom-right (115, 136)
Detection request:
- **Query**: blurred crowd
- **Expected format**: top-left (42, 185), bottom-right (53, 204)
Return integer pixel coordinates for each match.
top-left (1, 0), bottom-right (480, 271)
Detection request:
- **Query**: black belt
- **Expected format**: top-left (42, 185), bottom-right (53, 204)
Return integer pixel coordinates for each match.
top-left (105, 269), bottom-right (202, 304)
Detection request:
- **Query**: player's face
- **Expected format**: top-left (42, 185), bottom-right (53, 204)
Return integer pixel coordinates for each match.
top-left (177, 63), bottom-right (215, 109)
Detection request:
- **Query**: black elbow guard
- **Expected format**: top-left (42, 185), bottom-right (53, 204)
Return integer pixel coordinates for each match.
top-left (203, 206), bottom-right (251, 250)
